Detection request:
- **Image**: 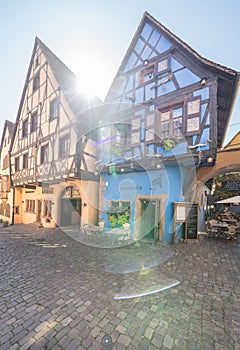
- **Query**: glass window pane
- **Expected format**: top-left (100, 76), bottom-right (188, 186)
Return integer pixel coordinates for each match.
top-left (173, 107), bottom-right (183, 117)
top-left (161, 111), bottom-right (170, 121)
top-left (145, 128), bottom-right (155, 142)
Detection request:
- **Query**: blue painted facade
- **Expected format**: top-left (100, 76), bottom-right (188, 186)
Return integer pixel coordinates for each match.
top-left (90, 12), bottom-right (238, 243)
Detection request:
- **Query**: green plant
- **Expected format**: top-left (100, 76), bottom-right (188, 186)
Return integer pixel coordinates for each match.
top-left (118, 214), bottom-right (129, 227)
top-left (162, 138), bottom-right (176, 151)
top-left (109, 215), bottom-right (118, 228)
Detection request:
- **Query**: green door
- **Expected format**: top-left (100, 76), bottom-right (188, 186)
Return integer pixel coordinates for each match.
top-left (141, 199), bottom-right (161, 241)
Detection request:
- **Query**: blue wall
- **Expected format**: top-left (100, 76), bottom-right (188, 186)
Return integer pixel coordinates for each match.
top-left (100, 164), bottom-right (184, 243)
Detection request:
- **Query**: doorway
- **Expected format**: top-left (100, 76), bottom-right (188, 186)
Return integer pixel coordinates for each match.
top-left (37, 200), bottom-right (43, 222)
top-left (141, 199), bottom-right (161, 242)
top-left (61, 199), bottom-right (81, 226)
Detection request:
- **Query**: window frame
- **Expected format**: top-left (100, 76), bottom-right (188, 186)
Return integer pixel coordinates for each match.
top-left (157, 102), bottom-right (184, 140)
top-left (49, 97), bottom-right (59, 121)
top-left (22, 118), bottom-right (28, 139)
top-left (41, 144), bottom-right (49, 164)
top-left (59, 134), bottom-right (70, 159)
top-left (140, 63), bottom-right (155, 85)
top-left (15, 157), bottom-right (20, 171)
top-left (30, 111), bottom-right (38, 133)
top-left (43, 200), bottom-right (52, 218)
top-left (185, 96), bottom-right (201, 136)
top-left (33, 73), bottom-right (40, 93)
top-left (26, 199), bottom-right (35, 213)
top-left (23, 153), bottom-right (28, 169)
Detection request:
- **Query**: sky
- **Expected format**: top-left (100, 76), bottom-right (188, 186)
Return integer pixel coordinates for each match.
top-left (0, 0), bottom-right (240, 145)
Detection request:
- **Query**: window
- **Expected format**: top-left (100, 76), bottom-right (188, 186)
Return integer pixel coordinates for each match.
top-left (131, 117), bottom-right (141, 145)
top-left (22, 119), bottom-right (28, 138)
top-left (43, 200), bottom-right (52, 218)
top-left (15, 157), bottom-right (20, 171)
top-left (49, 97), bottom-right (59, 121)
top-left (34, 56), bottom-right (40, 69)
top-left (108, 201), bottom-right (131, 219)
top-left (31, 111), bottom-right (38, 132)
top-left (2, 155), bottom-right (9, 170)
top-left (23, 153), bottom-right (28, 169)
top-left (186, 97), bottom-right (201, 135)
top-left (140, 64), bottom-right (155, 84)
top-left (41, 144), bottom-right (49, 164)
top-left (33, 73), bottom-right (40, 93)
top-left (26, 200), bottom-right (35, 213)
top-left (113, 123), bottom-right (131, 149)
top-left (59, 135), bottom-right (70, 158)
top-left (157, 105), bottom-right (183, 139)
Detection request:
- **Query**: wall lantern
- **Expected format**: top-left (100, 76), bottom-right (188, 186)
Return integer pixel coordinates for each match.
top-left (143, 59), bottom-right (149, 66)
top-left (207, 156), bottom-right (214, 164)
top-left (200, 78), bottom-right (207, 86)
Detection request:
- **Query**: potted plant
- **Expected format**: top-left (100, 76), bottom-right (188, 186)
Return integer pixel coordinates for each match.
top-left (162, 138), bottom-right (176, 151)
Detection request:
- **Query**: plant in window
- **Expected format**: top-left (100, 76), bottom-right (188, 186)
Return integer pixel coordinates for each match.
top-left (109, 215), bottom-right (118, 228)
top-left (118, 213), bottom-right (129, 227)
top-left (161, 137), bottom-right (178, 151)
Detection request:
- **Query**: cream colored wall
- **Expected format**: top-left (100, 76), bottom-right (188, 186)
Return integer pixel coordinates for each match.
top-left (14, 188), bottom-right (22, 224)
top-left (52, 179), bottom-right (99, 228)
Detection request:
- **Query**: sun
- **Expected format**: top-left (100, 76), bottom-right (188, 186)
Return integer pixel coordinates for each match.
top-left (71, 52), bottom-right (111, 101)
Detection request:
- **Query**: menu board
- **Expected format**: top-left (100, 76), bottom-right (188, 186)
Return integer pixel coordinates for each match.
top-left (186, 204), bottom-right (198, 240)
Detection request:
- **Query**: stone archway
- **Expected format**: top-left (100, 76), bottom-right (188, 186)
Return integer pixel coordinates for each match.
top-left (197, 149), bottom-right (240, 184)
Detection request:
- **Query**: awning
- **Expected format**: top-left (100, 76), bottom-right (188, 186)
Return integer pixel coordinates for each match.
top-left (215, 195), bottom-right (240, 204)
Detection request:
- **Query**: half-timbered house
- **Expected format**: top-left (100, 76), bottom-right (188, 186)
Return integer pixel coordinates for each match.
top-left (92, 12), bottom-right (239, 243)
top-left (0, 120), bottom-right (15, 225)
top-left (10, 37), bottom-right (101, 227)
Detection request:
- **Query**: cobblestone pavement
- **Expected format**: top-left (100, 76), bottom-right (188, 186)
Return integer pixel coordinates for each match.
top-left (0, 224), bottom-right (240, 350)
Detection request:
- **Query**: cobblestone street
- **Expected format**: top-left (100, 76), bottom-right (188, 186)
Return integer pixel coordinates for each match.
top-left (0, 224), bottom-right (240, 349)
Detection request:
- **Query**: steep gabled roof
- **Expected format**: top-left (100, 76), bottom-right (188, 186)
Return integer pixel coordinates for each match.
top-left (105, 12), bottom-right (239, 147)
top-left (10, 37), bottom-right (101, 152)
top-left (0, 120), bottom-right (15, 154)
top-left (36, 37), bottom-right (101, 116)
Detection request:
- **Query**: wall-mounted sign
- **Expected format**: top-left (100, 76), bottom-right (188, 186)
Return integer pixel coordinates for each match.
top-left (222, 181), bottom-right (240, 192)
